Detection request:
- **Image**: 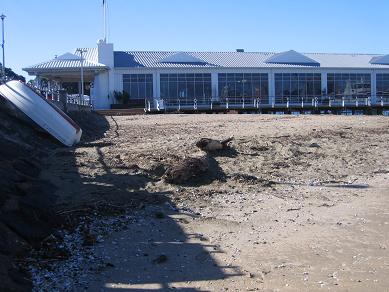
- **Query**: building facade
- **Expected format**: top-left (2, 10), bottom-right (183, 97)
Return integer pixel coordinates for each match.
top-left (23, 40), bottom-right (389, 110)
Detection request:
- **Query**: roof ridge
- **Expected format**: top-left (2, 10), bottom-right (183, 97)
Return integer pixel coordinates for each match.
top-left (306, 52), bottom-right (382, 56)
top-left (118, 50), bottom-right (384, 56)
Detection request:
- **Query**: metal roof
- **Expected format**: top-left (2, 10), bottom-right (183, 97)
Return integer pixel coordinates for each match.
top-left (115, 51), bottom-right (389, 69)
top-left (159, 52), bottom-right (208, 64)
top-left (23, 48), bottom-right (106, 73)
top-left (56, 53), bottom-right (81, 60)
top-left (370, 54), bottom-right (389, 65)
top-left (265, 50), bottom-right (320, 66)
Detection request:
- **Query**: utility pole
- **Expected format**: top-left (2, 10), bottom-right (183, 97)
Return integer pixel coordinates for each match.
top-left (76, 48), bottom-right (87, 105)
top-left (1, 14), bottom-right (6, 81)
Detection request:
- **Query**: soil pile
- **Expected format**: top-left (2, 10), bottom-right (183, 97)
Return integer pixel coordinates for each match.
top-left (0, 100), bottom-right (107, 291)
top-left (0, 99), bottom-right (62, 291)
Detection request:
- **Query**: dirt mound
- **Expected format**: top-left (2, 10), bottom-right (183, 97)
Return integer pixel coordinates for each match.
top-left (68, 111), bottom-right (109, 143)
top-left (0, 101), bottom-right (108, 291)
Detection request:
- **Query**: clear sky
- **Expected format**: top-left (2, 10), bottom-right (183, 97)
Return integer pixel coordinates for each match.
top-left (2, 0), bottom-right (389, 79)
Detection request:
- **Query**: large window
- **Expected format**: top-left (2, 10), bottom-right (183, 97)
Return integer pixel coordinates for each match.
top-left (123, 74), bottom-right (153, 99)
top-left (160, 73), bottom-right (211, 99)
top-left (376, 74), bottom-right (389, 97)
top-left (218, 73), bottom-right (268, 99)
top-left (327, 73), bottom-right (371, 98)
top-left (275, 73), bottom-right (321, 100)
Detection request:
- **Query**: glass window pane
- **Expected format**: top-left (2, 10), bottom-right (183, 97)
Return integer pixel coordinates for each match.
top-left (138, 82), bottom-right (145, 98)
top-left (169, 81), bottom-right (177, 98)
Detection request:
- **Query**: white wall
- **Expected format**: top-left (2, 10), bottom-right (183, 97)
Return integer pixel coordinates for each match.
top-left (92, 40), bottom-right (115, 109)
top-left (93, 71), bottom-right (110, 109)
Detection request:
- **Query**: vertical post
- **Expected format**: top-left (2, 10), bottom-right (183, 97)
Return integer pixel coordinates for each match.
top-left (80, 51), bottom-right (84, 104)
top-left (103, 0), bottom-right (108, 42)
top-left (211, 72), bottom-right (219, 101)
top-left (371, 72), bottom-right (377, 104)
top-left (268, 71), bottom-right (275, 106)
top-left (77, 48), bottom-right (87, 105)
top-left (1, 14), bottom-right (5, 81)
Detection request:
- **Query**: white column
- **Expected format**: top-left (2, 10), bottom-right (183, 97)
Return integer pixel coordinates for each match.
top-left (321, 72), bottom-right (327, 96)
top-left (211, 72), bottom-right (218, 100)
top-left (154, 72), bottom-right (160, 99)
top-left (371, 71), bottom-right (377, 103)
top-left (93, 71), bottom-right (110, 109)
top-left (268, 71), bottom-right (275, 104)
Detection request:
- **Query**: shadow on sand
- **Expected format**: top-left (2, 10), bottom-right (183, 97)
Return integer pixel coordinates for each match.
top-left (177, 148), bottom-right (238, 188)
top-left (48, 113), bottom-right (238, 291)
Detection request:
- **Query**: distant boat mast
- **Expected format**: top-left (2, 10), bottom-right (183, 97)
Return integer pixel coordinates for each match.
top-left (103, 0), bottom-right (108, 42)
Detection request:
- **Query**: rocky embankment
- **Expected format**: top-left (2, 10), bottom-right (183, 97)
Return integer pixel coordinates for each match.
top-left (0, 99), bottom-right (106, 291)
top-left (0, 99), bottom-right (61, 291)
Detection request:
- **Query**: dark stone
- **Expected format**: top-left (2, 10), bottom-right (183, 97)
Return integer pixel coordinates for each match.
top-left (0, 223), bottom-right (30, 257)
top-left (0, 254), bottom-right (32, 292)
top-left (153, 254), bottom-right (168, 264)
top-left (12, 159), bottom-right (40, 178)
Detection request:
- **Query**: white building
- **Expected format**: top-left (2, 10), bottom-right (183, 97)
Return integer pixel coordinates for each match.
top-left (23, 40), bottom-right (389, 110)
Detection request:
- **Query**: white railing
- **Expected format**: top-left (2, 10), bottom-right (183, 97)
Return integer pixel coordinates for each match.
top-left (145, 96), bottom-right (389, 112)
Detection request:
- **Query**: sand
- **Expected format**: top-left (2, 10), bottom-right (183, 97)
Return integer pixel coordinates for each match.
top-left (39, 114), bottom-right (389, 291)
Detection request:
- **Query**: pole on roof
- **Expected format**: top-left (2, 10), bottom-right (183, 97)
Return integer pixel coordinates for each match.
top-left (103, 0), bottom-right (108, 42)
top-left (1, 14), bottom-right (6, 81)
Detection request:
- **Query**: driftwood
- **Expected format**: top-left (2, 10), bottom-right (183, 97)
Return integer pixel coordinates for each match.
top-left (196, 137), bottom-right (234, 152)
top-left (164, 156), bottom-right (209, 184)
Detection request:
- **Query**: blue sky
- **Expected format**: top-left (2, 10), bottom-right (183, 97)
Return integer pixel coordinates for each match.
top-left (2, 0), bottom-right (389, 79)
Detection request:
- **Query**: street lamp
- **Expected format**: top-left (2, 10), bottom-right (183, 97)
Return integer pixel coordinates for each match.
top-left (76, 48), bottom-right (87, 105)
top-left (1, 14), bottom-right (6, 81)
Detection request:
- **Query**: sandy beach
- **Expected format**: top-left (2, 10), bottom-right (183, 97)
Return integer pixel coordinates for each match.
top-left (34, 114), bottom-right (389, 291)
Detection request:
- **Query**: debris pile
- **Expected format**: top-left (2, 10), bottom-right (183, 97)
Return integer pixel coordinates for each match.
top-left (29, 213), bottom-right (136, 291)
top-left (163, 137), bottom-right (234, 185)
top-left (164, 155), bottom-right (209, 184)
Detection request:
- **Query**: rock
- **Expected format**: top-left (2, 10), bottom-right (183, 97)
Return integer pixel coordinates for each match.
top-left (82, 232), bottom-right (97, 247)
top-left (196, 137), bottom-right (234, 152)
top-left (0, 254), bottom-right (32, 292)
top-left (0, 222), bottom-right (30, 257)
top-left (154, 211), bottom-right (165, 219)
top-left (153, 254), bottom-right (168, 264)
top-left (309, 142), bottom-right (321, 148)
top-left (147, 162), bottom-right (167, 178)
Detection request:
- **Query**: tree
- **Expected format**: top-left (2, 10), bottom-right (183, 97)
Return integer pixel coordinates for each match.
top-left (0, 63), bottom-right (26, 82)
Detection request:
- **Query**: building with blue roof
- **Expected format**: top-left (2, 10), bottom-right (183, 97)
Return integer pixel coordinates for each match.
top-left (23, 40), bottom-right (389, 110)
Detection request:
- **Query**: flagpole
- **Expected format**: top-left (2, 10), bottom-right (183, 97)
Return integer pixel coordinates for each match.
top-left (103, 0), bottom-right (107, 42)
top-left (1, 14), bottom-right (5, 81)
